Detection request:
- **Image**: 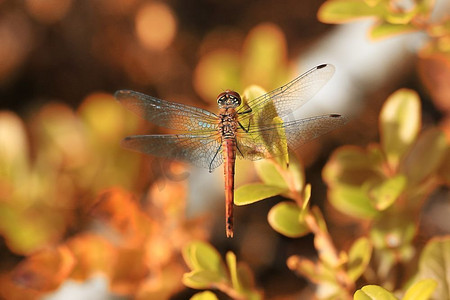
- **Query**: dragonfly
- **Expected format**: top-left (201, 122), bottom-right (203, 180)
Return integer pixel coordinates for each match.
top-left (115, 63), bottom-right (347, 238)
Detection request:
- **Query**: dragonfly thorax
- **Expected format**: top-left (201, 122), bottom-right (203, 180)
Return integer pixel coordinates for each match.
top-left (218, 108), bottom-right (238, 138)
top-left (216, 90), bottom-right (241, 109)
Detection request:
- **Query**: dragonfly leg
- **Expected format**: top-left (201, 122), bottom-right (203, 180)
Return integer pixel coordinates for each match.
top-left (236, 142), bottom-right (244, 157)
top-left (238, 120), bottom-right (252, 133)
top-left (209, 144), bottom-right (222, 172)
top-left (237, 107), bottom-right (252, 115)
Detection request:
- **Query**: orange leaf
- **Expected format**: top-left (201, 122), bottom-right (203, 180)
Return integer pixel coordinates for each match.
top-left (11, 245), bottom-right (75, 292)
top-left (66, 233), bottom-right (117, 281)
top-left (418, 54), bottom-right (450, 114)
top-left (109, 247), bottom-right (149, 295)
top-left (0, 272), bottom-right (41, 300)
top-left (91, 188), bottom-right (154, 245)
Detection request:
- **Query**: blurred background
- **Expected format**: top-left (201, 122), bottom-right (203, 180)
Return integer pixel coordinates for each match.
top-left (0, 0), bottom-right (449, 299)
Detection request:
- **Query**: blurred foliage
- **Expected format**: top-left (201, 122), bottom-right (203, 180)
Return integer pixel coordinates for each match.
top-left (318, 0), bottom-right (434, 39)
top-left (0, 94), bottom-right (142, 255)
top-left (318, 0), bottom-right (450, 133)
top-left (0, 95), bottom-right (207, 299)
top-left (182, 241), bottom-right (261, 300)
top-left (194, 23), bottom-right (291, 105)
top-left (0, 1), bottom-right (449, 299)
top-left (354, 279), bottom-right (437, 300)
top-left (234, 88), bottom-right (449, 299)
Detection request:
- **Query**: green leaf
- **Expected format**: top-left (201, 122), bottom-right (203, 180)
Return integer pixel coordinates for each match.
top-left (329, 185), bottom-right (379, 219)
top-left (286, 149), bottom-right (305, 192)
top-left (415, 0), bottom-right (435, 15)
top-left (226, 251), bottom-right (241, 292)
top-left (182, 241), bottom-right (227, 278)
top-left (384, 9), bottom-right (417, 25)
top-left (224, 252), bottom-right (261, 300)
top-left (236, 263), bottom-right (255, 292)
top-left (241, 23), bottom-right (288, 95)
top-left (400, 128), bottom-right (448, 186)
top-left (323, 145), bottom-right (385, 187)
top-left (190, 291), bottom-right (219, 300)
top-left (182, 270), bottom-right (225, 289)
top-left (354, 285), bottom-right (398, 300)
top-left (370, 21), bottom-right (418, 39)
top-left (318, 0), bottom-right (386, 24)
top-left (267, 201), bottom-right (309, 237)
top-left (194, 50), bottom-right (241, 102)
top-left (370, 214), bottom-right (415, 250)
top-left (254, 159), bottom-right (287, 189)
top-left (368, 175), bottom-right (407, 210)
top-left (403, 279), bottom-right (437, 300)
top-left (380, 89), bottom-right (421, 169)
top-left (235, 183), bottom-right (287, 206)
top-left (416, 237), bottom-right (450, 299)
top-left (347, 237), bottom-right (372, 281)
top-left (287, 256), bottom-right (336, 284)
top-left (302, 184), bottom-right (312, 211)
top-left (241, 86), bottom-right (289, 167)
top-left (0, 111), bottom-right (30, 183)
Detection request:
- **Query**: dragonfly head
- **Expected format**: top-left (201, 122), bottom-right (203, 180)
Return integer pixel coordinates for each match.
top-left (216, 90), bottom-right (241, 109)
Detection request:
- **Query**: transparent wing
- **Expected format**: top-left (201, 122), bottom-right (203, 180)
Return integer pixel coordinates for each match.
top-left (115, 90), bottom-right (219, 131)
top-left (237, 64), bottom-right (335, 124)
top-left (236, 114), bottom-right (347, 160)
top-left (122, 133), bottom-right (224, 171)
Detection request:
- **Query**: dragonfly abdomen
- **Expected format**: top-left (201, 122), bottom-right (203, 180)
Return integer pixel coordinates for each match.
top-left (222, 137), bottom-right (236, 238)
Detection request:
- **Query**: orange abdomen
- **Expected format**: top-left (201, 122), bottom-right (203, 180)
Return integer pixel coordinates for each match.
top-left (222, 138), bottom-right (236, 238)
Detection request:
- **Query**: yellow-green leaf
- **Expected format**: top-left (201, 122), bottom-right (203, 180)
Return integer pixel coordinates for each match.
top-left (190, 291), bottom-right (219, 300)
top-left (193, 50), bottom-right (241, 102)
top-left (267, 202), bottom-right (309, 237)
top-left (370, 21), bottom-right (418, 39)
top-left (347, 237), bottom-right (372, 281)
top-left (226, 251), bottom-right (241, 292)
top-left (224, 252), bottom-right (261, 300)
top-left (370, 214), bottom-right (415, 249)
top-left (182, 241), bottom-right (227, 278)
top-left (182, 270), bottom-right (224, 289)
top-left (403, 279), bottom-right (437, 300)
top-left (241, 23), bottom-right (288, 90)
top-left (241, 85), bottom-right (266, 110)
top-left (400, 128), bottom-right (448, 186)
top-left (323, 145), bottom-right (385, 187)
top-left (329, 185), bottom-right (379, 219)
top-left (384, 9), bottom-right (417, 25)
top-left (0, 111), bottom-right (29, 182)
top-left (417, 237), bottom-right (450, 299)
top-left (235, 183), bottom-right (287, 206)
top-left (380, 89), bottom-right (421, 169)
top-left (318, 0), bottom-right (386, 24)
top-left (368, 175), bottom-right (406, 210)
top-left (286, 149), bottom-right (305, 192)
top-left (415, 0), bottom-right (435, 16)
top-left (354, 285), bottom-right (398, 300)
top-left (302, 184), bottom-right (312, 211)
top-left (236, 263), bottom-right (255, 293)
top-left (240, 85), bottom-right (289, 167)
top-left (254, 159), bottom-right (287, 189)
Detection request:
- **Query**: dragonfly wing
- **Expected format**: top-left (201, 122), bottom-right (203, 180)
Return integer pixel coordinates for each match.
top-left (237, 114), bottom-right (347, 161)
top-left (237, 64), bottom-right (335, 123)
top-left (115, 90), bottom-right (218, 131)
top-left (122, 133), bottom-right (224, 171)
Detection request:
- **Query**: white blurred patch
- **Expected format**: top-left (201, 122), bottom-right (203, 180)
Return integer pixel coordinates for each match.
top-left (43, 276), bottom-right (124, 300)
